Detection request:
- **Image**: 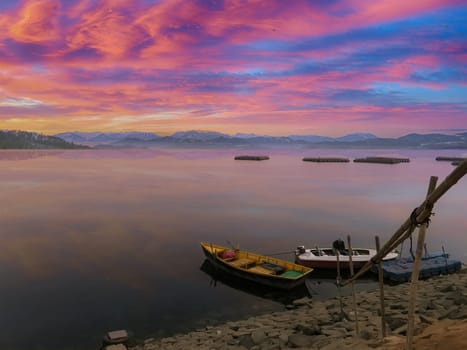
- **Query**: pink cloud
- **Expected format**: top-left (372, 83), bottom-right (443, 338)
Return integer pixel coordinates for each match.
top-left (65, 1), bottom-right (150, 58)
top-left (8, 0), bottom-right (62, 44)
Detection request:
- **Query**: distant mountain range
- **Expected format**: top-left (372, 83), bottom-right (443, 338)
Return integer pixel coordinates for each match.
top-left (1, 130), bottom-right (466, 149)
top-left (54, 131), bottom-right (158, 143)
top-left (54, 130), bottom-right (467, 149)
top-left (0, 130), bottom-right (89, 149)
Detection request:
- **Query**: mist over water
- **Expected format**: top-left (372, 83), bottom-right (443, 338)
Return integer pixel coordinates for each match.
top-left (0, 148), bottom-right (466, 349)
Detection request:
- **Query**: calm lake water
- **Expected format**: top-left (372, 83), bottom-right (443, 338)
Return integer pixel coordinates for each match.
top-left (0, 148), bottom-right (466, 349)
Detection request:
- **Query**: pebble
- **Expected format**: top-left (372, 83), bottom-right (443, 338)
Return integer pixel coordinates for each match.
top-left (132, 271), bottom-right (467, 350)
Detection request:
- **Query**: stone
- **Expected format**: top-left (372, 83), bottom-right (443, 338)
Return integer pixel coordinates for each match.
top-left (295, 323), bottom-right (321, 336)
top-left (287, 334), bottom-right (313, 348)
top-left (251, 330), bottom-right (267, 345)
top-left (440, 284), bottom-right (456, 293)
top-left (259, 343), bottom-right (280, 350)
top-left (359, 328), bottom-right (373, 340)
top-left (386, 315), bottom-right (406, 330)
top-left (321, 328), bottom-right (346, 337)
top-left (278, 333), bottom-right (289, 344)
top-left (439, 306), bottom-right (458, 320)
top-left (104, 345), bottom-right (127, 350)
top-left (239, 335), bottom-right (255, 349)
top-left (419, 314), bottom-right (436, 324)
top-left (292, 297), bottom-right (312, 307)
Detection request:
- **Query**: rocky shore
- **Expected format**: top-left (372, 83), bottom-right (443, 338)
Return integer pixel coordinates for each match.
top-left (132, 269), bottom-right (467, 350)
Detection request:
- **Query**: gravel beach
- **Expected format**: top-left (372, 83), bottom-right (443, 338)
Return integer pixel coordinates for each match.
top-left (132, 269), bottom-right (467, 350)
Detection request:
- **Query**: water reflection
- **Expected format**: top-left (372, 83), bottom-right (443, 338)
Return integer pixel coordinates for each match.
top-left (0, 148), bottom-right (465, 350)
top-left (0, 150), bottom-right (64, 160)
top-left (200, 259), bottom-right (310, 304)
top-left (0, 148), bottom-right (256, 161)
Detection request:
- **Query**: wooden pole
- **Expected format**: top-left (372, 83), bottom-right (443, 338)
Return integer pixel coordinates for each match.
top-left (406, 176), bottom-right (438, 350)
top-left (347, 235), bottom-right (359, 335)
top-left (336, 250), bottom-right (344, 317)
top-left (343, 160), bottom-right (467, 286)
top-left (375, 235), bottom-right (386, 340)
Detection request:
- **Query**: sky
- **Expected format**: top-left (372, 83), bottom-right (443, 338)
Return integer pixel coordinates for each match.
top-left (0, 0), bottom-right (466, 137)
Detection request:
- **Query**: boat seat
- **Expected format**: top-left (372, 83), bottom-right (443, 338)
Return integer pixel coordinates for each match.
top-left (260, 262), bottom-right (286, 274)
top-left (248, 265), bottom-right (275, 275)
top-left (229, 258), bottom-right (256, 268)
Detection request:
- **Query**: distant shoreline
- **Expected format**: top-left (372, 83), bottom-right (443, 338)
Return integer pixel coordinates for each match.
top-left (2, 130), bottom-right (467, 150)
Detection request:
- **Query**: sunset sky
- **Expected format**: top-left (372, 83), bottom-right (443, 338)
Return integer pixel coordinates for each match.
top-left (0, 0), bottom-right (466, 136)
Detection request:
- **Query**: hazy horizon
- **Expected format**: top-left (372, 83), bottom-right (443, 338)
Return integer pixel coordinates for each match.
top-left (5, 128), bottom-right (467, 139)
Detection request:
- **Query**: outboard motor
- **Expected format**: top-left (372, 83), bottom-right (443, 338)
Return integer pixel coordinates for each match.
top-left (332, 239), bottom-right (346, 254)
top-left (295, 245), bottom-right (306, 255)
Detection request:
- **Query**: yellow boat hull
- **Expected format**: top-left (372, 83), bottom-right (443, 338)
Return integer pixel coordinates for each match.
top-left (200, 242), bottom-right (313, 290)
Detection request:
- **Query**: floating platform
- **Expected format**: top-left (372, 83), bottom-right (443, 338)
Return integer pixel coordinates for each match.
top-left (353, 156), bottom-right (410, 164)
top-left (435, 156), bottom-right (466, 162)
top-left (302, 157), bottom-right (350, 163)
top-left (234, 155), bottom-right (270, 161)
top-left (372, 254), bottom-right (462, 282)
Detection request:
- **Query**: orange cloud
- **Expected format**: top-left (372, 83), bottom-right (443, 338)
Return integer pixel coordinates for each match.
top-left (66, 2), bottom-right (150, 58)
top-left (9, 0), bottom-right (62, 43)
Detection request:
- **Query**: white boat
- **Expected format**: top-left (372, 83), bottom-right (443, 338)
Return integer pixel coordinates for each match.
top-left (295, 239), bottom-right (398, 270)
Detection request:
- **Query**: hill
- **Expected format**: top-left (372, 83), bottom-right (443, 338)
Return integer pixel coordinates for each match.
top-left (0, 130), bottom-right (89, 149)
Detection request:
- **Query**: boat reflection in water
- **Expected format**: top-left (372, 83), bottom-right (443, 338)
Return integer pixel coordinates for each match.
top-left (200, 259), bottom-right (310, 305)
top-left (200, 259), bottom-right (380, 304)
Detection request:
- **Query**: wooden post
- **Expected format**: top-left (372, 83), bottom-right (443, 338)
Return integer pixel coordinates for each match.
top-left (336, 250), bottom-right (344, 317)
top-left (347, 235), bottom-right (359, 335)
top-left (398, 240), bottom-right (404, 258)
top-left (406, 176), bottom-right (438, 350)
top-left (375, 235), bottom-right (386, 340)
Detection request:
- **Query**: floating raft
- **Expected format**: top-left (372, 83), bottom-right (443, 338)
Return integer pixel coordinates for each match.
top-left (435, 156), bottom-right (466, 162)
top-left (302, 157), bottom-right (350, 163)
top-left (234, 155), bottom-right (270, 161)
top-left (372, 254), bottom-right (462, 282)
top-left (353, 156), bottom-right (410, 164)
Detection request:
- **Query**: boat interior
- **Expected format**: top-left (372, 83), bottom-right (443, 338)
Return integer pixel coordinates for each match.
top-left (308, 248), bottom-right (371, 256)
top-left (204, 243), bottom-right (311, 279)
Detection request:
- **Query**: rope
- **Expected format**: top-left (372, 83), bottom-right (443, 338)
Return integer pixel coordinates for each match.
top-left (266, 250), bottom-right (296, 256)
top-left (408, 205), bottom-right (434, 260)
top-left (410, 204), bottom-right (434, 228)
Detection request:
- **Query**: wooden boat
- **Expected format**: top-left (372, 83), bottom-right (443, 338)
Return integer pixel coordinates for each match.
top-left (200, 242), bottom-right (313, 290)
top-left (295, 240), bottom-right (398, 270)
